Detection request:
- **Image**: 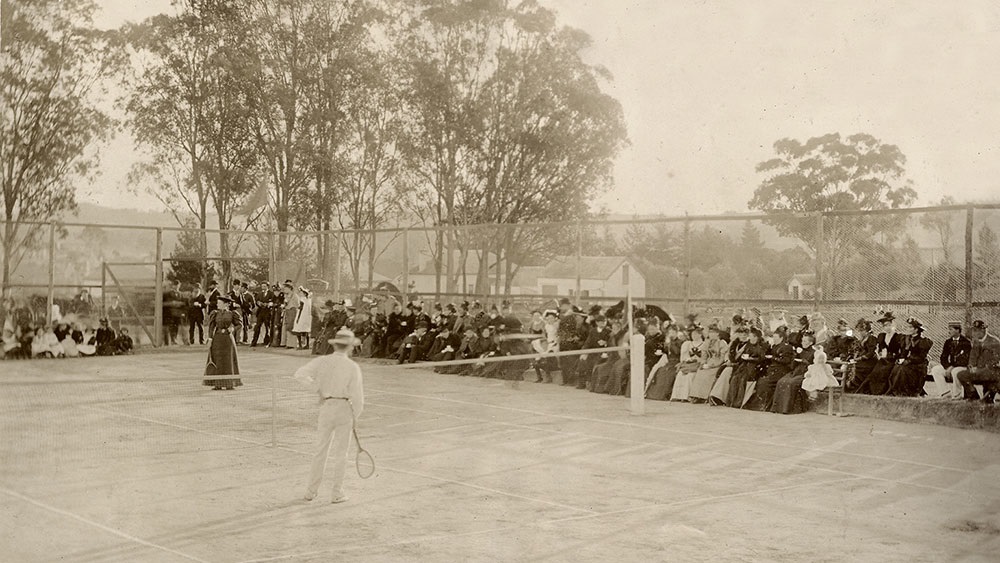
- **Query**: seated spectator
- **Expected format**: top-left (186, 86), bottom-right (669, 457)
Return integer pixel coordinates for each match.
top-left (753, 326), bottom-right (795, 411)
top-left (846, 319), bottom-right (878, 392)
top-left (115, 328), bottom-right (134, 355)
top-left (77, 328), bottom-right (97, 357)
top-left (671, 326), bottom-right (705, 402)
top-left (930, 321), bottom-right (971, 399)
top-left (724, 326), bottom-right (767, 408)
top-left (826, 318), bottom-right (856, 360)
top-left (802, 345), bottom-right (840, 399)
top-left (770, 331), bottom-right (815, 414)
top-left (956, 320), bottom-right (1000, 403)
top-left (647, 323), bottom-right (683, 401)
top-left (688, 325), bottom-right (729, 403)
top-left (95, 318), bottom-right (117, 356)
top-left (862, 312), bottom-right (903, 395)
top-left (398, 322), bottom-right (432, 364)
top-left (887, 317), bottom-right (933, 397)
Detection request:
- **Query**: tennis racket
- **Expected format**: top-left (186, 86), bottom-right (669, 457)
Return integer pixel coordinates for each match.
top-left (353, 426), bottom-right (375, 479)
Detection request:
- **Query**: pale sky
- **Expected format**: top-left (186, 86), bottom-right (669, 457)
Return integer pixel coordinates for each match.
top-left (87, 0), bottom-right (1000, 215)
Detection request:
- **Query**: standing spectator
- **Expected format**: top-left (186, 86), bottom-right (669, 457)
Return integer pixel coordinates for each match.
top-left (188, 286), bottom-right (206, 345)
top-left (282, 283), bottom-right (299, 349)
top-left (206, 280), bottom-right (221, 314)
top-left (107, 296), bottom-right (126, 333)
top-left (162, 281), bottom-right (181, 345)
top-left (269, 284), bottom-right (285, 347)
top-left (293, 287), bottom-right (313, 350)
top-left (250, 283), bottom-right (272, 347)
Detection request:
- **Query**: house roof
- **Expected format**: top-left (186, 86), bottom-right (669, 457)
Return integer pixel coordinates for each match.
top-left (539, 256), bottom-right (629, 281)
top-left (790, 273), bottom-right (817, 284)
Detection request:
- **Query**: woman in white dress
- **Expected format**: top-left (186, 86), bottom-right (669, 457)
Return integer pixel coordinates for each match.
top-left (671, 327), bottom-right (705, 401)
top-left (293, 287), bottom-right (313, 350)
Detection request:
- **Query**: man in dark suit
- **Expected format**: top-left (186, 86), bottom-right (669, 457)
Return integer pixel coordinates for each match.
top-left (930, 321), bottom-right (972, 398)
top-left (957, 320), bottom-right (1000, 403)
top-left (188, 285), bottom-right (206, 345)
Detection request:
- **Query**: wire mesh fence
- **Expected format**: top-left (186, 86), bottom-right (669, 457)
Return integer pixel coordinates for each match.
top-left (2, 203), bottom-right (999, 354)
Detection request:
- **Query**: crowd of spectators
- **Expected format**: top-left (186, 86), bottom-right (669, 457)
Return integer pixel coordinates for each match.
top-left (310, 297), bottom-right (1000, 411)
top-left (1, 290), bottom-right (134, 360)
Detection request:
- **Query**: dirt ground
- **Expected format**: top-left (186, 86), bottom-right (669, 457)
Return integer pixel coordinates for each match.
top-left (1, 349), bottom-right (999, 562)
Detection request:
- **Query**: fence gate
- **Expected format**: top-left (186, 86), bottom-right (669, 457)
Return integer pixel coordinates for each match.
top-left (102, 262), bottom-right (157, 347)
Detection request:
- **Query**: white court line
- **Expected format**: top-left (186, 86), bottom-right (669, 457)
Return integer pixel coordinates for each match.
top-left (0, 486), bottom-right (211, 563)
top-left (367, 387), bottom-right (975, 474)
top-left (365, 400), bottom-right (956, 493)
top-left (236, 476), bottom-right (863, 563)
top-left (81, 404), bottom-right (597, 516)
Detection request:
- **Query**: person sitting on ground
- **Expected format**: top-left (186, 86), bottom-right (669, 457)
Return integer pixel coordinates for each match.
top-left (956, 320), bottom-right (1000, 404)
top-left (95, 318), bottom-right (117, 356)
top-left (115, 327), bottom-right (134, 355)
top-left (930, 321), bottom-right (972, 399)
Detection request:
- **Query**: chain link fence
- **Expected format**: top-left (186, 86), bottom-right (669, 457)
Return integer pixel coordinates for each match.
top-left (2, 203), bottom-right (999, 352)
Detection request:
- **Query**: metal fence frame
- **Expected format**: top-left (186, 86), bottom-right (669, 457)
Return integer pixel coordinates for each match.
top-left (3, 203), bottom-right (1000, 348)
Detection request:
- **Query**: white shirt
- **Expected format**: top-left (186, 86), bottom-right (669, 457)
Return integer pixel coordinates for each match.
top-left (293, 352), bottom-right (365, 417)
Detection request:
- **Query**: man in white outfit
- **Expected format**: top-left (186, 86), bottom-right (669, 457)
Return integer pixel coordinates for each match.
top-left (294, 328), bottom-right (364, 503)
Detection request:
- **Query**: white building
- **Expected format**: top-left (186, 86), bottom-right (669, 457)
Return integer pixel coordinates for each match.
top-left (533, 256), bottom-right (646, 298)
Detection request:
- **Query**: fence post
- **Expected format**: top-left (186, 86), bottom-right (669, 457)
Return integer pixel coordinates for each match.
top-left (575, 222), bottom-right (582, 307)
top-left (101, 262), bottom-right (106, 317)
top-left (401, 228), bottom-right (409, 303)
top-left (683, 215), bottom-right (691, 318)
top-left (814, 212), bottom-right (824, 312)
top-left (333, 231), bottom-right (341, 298)
top-left (965, 205), bottom-right (974, 325)
top-left (154, 228), bottom-right (163, 347)
top-left (268, 231), bottom-right (276, 283)
top-left (271, 372), bottom-right (277, 448)
top-left (46, 222), bottom-right (55, 325)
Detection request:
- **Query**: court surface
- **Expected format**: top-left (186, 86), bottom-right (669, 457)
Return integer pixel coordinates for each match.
top-left (2, 349), bottom-right (999, 563)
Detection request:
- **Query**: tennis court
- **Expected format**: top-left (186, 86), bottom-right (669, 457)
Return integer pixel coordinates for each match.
top-left (2, 349), bottom-right (999, 562)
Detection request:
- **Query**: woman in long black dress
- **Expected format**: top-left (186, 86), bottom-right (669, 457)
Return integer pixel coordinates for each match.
top-left (861, 312), bottom-right (903, 395)
top-left (770, 331), bottom-right (815, 414)
top-left (753, 326), bottom-right (795, 411)
top-left (887, 317), bottom-right (934, 396)
top-left (726, 326), bottom-right (768, 408)
top-left (647, 324), bottom-right (683, 401)
top-left (846, 319), bottom-right (878, 392)
top-left (203, 296), bottom-right (242, 390)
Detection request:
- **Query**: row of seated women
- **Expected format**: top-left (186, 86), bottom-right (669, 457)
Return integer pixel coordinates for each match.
top-left (643, 314), bottom-right (934, 414)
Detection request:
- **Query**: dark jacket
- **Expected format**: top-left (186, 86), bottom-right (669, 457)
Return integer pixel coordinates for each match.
top-left (940, 335), bottom-right (972, 369)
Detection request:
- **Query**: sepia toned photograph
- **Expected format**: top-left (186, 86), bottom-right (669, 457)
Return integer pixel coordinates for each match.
top-left (2, 0), bottom-right (1000, 561)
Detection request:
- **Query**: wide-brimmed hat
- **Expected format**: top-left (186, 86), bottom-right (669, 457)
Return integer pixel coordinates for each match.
top-left (877, 311), bottom-right (895, 324)
top-left (328, 328), bottom-right (360, 347)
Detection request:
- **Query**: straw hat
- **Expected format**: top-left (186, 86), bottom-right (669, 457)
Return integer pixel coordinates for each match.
top-left (329, 328), bottom-right (360, 347)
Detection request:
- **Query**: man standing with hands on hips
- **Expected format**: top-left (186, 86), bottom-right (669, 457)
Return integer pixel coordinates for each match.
top-left (294, 328), bottom-right (365, 503)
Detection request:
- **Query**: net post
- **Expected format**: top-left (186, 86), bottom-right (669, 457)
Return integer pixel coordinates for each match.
top-left (154, 228), bottom-right (163, 347)
top-left (630, 333), bottom-right (645, 416)
top-left (271, 371), bottom-right (277, 448)
top-left (964, 205), bottom-right (974, 326)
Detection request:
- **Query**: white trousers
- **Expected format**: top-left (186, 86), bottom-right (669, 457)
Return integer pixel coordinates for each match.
top-left (306, 400), bottom-right (354, 499)
top-left (929, 365), bottom-right (967, 398)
